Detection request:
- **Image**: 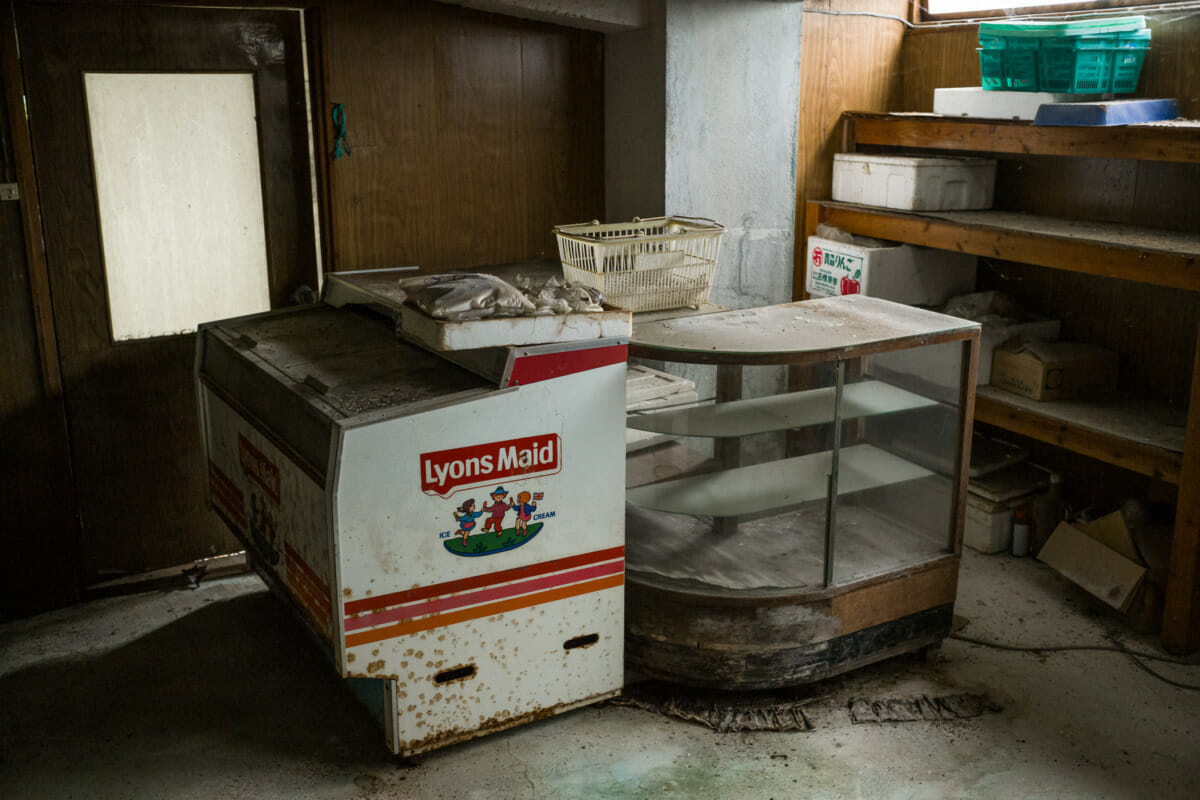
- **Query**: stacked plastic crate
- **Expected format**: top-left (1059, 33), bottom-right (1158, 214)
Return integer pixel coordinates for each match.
top-left (979, 15), bottom-right (1150, 94)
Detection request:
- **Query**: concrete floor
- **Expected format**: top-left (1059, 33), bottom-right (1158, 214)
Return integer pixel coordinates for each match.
top-left (2, 549), bottom-right (1199, 800)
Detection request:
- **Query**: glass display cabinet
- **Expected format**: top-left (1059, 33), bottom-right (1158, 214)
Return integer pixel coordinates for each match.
top-left (624, 294), bottom-right (980, 689)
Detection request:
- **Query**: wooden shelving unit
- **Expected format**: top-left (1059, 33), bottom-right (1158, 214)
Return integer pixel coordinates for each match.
top-left (807, 203), bottom-right (1200, 293)
top-left (841, 111), bottom-right (1200, 163)
top-left (805, 111), bottom-right (1200, 653)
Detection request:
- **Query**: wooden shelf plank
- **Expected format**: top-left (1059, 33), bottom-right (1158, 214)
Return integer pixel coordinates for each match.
top-left (844, 112), bottom-right (1200, 163)
top-left (625, 443), bottom-right (933, 518)
top-left (974, 386), bottom-right (1185, 484)
top-left (811, 201), bottom-right (1200, 293)
top-left (627, 379), bottom-right (938, 438)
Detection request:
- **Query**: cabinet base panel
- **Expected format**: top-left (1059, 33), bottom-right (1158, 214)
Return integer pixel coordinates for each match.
top-left (627, 600), bottom-right (953, 690)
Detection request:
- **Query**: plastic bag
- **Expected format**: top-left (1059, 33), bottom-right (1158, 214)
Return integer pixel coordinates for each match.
top-left (513, 274), bottom-right (605, 315)
top-left (398, 273), bottom-right (535, 321)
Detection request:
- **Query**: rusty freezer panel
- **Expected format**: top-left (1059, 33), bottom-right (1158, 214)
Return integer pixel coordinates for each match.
top-left (331, 358), bottom-right (627, 756)
top-left (196, 304), bottom-right (496, 663)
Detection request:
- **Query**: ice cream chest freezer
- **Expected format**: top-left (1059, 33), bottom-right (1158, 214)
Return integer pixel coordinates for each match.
top-left (194, 268), bottom-right (631, 757)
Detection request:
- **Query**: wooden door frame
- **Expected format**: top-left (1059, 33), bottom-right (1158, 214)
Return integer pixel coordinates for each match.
top-left (4, 0), bottom-right (324, 607)
top-left (2, 1), bottom-right (63, 402)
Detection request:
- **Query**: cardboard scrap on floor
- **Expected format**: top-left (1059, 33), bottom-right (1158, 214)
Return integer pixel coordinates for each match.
top-left (613, 685), bottom-right (813, 732)
top-left (1038, 515), bottom-right (1146, 612)
top-left (848, 693), bottom-right (1001, 724)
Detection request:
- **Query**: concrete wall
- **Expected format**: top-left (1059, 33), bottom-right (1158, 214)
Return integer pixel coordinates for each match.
top-left (606, 0), bottom-right (802, 308)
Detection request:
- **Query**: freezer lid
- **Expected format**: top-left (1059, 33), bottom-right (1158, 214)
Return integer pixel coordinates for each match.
top-left (201, 304), bottom-right (493, 420)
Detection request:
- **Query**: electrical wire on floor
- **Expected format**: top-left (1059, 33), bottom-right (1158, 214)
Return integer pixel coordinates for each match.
top-left (949, 632), bottom-right (1200, 691)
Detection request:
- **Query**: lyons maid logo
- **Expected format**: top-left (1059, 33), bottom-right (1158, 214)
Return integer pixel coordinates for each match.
top-left (420, 434), bottom-right (561, 498)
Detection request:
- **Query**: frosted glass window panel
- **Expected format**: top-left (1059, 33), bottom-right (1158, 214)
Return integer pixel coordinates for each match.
top-left (84, 72), bottom-right (271, 341)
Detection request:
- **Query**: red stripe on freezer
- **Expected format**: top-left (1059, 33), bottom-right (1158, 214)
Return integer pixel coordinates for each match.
top-left (505, 343), bottom-right (627, 387)
top-left (343, 545), bottom-right (625, 615)
top-left (344, 559), bottom-right (624, 632)
top-left (345, 573), bottom-right (624, 648)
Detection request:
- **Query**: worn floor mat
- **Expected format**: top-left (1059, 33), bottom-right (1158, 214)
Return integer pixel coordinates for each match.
top-left (611, 683), bottom-right (813, 732)
top-left (848, 693), bottom-right (1001, 723)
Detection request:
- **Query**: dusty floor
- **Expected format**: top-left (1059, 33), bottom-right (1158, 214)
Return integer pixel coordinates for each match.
top-left (2, 549), bottom-right (1199, 800)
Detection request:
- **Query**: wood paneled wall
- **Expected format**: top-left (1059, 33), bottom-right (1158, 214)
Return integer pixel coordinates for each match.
top-left (793, 0), bottom-right (910, 296)
top-left (317, 0), bottom-right (605, 272)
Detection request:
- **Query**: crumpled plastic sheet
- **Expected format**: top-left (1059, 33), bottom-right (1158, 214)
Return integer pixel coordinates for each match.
top-left (512, 274), bottom-right (605, 315)
top-left (398, 272), bottom-right (605, 321)
top-left (398, 273), bottom-right (535, 320)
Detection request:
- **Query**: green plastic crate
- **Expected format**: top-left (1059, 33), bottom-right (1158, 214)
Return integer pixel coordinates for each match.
top-left (1110, 29), bottom-right (1153, 93)
top-left (978, 19), bottom-right (1150, 93)
top-left (979, 35), bottom-right (1040, 91)
top-left (1038, 29), bottom-right (1150, 93)
top-left (979, 15), bottom-right (1145, 38)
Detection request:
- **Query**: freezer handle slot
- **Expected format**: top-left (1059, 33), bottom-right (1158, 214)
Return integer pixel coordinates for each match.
top-left (434, 664), bottom-right (477, 684)
top-left (563, 633), bottom-right (600, 651)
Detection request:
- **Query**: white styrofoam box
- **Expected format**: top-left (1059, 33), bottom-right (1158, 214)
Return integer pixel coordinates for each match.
top-left (805, 235), bottom-right (976, 306)
top-left (965, 490), bottom-right (1051, 554)
top-left (832, 153), bottom-right (997, 211)
top-left (933, 87), bottom-right (1103, 121)
top-left (964, 492), bottom-right (1021, 554)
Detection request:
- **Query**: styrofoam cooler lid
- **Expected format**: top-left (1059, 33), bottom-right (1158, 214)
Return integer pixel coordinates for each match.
top-left (968, 461), bottom-right (1052, 504)
top-left (833, 153), bottom-right (996, 169)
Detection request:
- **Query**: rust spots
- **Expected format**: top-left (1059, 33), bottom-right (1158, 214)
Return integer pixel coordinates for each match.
top-left (372, 649), bottom-right (379, 657)
top-left (343, 588), bottom-right (352, 598)
top-left (366, 659), bottom-right (386, 674)
top-left (347, 653), bottom-right (356, 663)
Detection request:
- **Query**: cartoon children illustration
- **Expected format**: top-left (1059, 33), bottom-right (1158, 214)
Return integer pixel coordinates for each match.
top-left (512, 491), bottom-right (539, 536)
top-left (481, 486), bottom-right (512, 535)
top-left (453, 498), bottom-right (482, 545)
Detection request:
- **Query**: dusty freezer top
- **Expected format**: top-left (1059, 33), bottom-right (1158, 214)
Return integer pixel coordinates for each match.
top-left (197, 304), bottom-right (496, 479)
top-left (202, 304), bottom-right (492, 418)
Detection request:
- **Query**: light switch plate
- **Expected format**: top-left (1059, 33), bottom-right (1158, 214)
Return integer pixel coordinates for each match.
top-left (0, 183), bottom-right (18, 201)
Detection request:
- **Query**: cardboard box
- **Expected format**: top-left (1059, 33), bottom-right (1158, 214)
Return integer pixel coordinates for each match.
top-left (991, 340), bottom-right (1118, 401)
top-left (1039, 520), bottom-right (1146, 613)
top-left (805, 235), bottom-right (977, 306)
top-left (1037, 513), bottom-right (1162, 632)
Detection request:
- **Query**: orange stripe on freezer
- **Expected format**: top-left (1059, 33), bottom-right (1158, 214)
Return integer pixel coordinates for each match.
top-left (344, 573), bottom-right (624, 648)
